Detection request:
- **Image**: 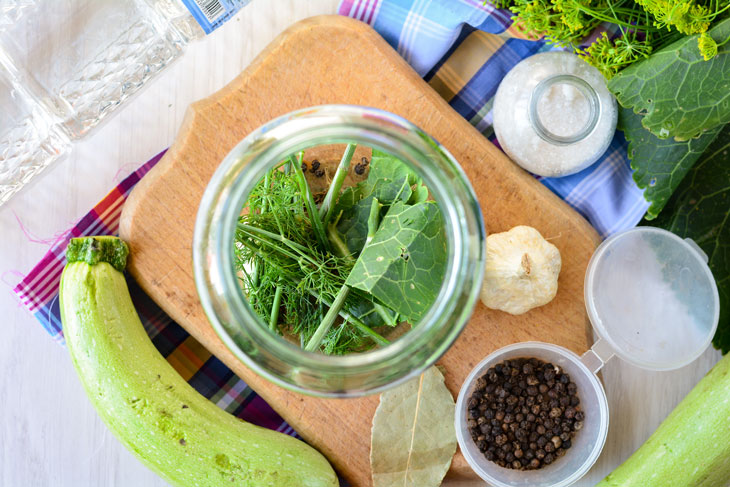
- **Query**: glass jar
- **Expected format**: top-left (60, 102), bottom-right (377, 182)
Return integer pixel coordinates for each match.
top-left (193, 105), bottom-right (486, 397)
top-left (493, 51), bottom-right (617, 178)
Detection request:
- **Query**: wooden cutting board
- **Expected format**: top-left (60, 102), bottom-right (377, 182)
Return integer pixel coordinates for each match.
top-left (120, 15), bottom-right (600, 486)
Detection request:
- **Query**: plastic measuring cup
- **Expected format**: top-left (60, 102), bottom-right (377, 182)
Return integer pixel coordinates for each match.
top-left (455, 227), bottom-right (719, 486)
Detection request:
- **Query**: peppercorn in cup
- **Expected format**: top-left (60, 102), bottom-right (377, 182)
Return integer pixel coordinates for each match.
top-left (455, 342), bottom-right (608, 487)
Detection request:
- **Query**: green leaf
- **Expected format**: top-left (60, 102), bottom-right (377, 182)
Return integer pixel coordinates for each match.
top-left (409, 184), bottom-right (430, 205)
top-left (368, 149), bottom-right (422, 187)
top-left (346, 294), bottom-right (390, 328)
top-left (332, 184), bottom-right (372, 254)
top-left (618, 107), bottom-right (722, 219)
top-left (651, 124), bottom-right (730, 353)
top-left (370, 149), bottom-right (430, 205)
top-left (334, 150), bottom-right (420, 254)
top-left (608, 18), bottom-right (730, 141)
top-left (346, 201), bottom-right (447, 323)
top-left (370, 366), bottom-right (456, 487)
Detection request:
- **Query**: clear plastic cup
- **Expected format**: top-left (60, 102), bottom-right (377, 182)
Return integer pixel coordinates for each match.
top-left (455, 227), bottom-right (720, 486)
top-left (456, 342), bottom-right (609, 487)
top-left (583, 227), bottom-right (719, 371)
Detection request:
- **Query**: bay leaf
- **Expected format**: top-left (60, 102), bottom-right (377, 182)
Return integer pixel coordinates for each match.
top-left (371, 366), bottom-right (456, 487)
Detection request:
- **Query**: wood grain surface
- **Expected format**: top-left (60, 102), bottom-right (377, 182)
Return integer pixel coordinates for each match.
top-left (119, 16), bottom-right (600, 486)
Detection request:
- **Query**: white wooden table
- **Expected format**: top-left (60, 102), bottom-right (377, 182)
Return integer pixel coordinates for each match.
top-left (0, 1), bottom-right (722, 486)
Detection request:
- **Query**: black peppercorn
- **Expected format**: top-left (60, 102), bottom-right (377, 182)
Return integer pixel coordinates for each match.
top-left (466, 357), bottom-right (585, 471)
top-left (353, 157), bottom-right (368, 175)
top-left (543, 365), bottom-right (556, 381)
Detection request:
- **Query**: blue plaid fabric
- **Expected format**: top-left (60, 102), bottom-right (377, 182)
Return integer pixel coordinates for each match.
top-left (339, 0), bottom-right (649, 237)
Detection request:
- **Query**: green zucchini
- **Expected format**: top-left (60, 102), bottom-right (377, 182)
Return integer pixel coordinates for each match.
top-left (597, 352), bottom-right (730, 487)
top-left (60, 236), bottom-right (337, 487)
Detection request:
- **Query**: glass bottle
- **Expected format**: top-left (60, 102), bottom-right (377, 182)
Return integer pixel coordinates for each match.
top-left (0, 0), bottom-right (249, 206)
top-left (492, 51), bottom-right (617, 178)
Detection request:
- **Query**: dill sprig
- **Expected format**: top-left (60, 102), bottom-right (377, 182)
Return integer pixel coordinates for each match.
top-left (234, 157), bottom-right (392, 355)
top-left (489, 0), bottom-right (730, 78)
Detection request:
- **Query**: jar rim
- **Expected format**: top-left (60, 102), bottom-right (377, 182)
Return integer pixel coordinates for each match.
top-left (193, 105), bottom-right (486, 397)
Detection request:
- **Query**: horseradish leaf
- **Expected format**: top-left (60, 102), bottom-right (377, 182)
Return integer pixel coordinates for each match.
top-left (346, 201), bottom-right (446, 323)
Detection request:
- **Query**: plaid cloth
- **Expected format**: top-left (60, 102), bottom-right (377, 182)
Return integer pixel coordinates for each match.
top-left (13, 0), bottom-right (649, 475)
top-left (340, 0), bottom-right (649, 237)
